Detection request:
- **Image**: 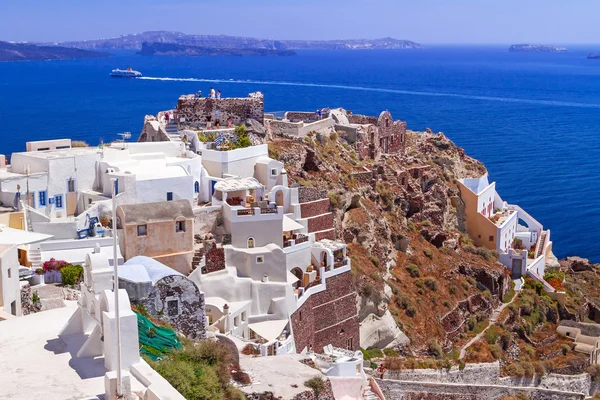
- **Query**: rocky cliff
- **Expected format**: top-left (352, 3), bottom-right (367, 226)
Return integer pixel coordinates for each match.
top-left (0, 41), bottom-right (111, 62)
top-left (267, 124), bottom-right (600, 379)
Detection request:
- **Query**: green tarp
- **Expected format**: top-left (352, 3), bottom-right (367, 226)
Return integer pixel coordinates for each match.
top-left (135, 311), bottom-right (182, 360)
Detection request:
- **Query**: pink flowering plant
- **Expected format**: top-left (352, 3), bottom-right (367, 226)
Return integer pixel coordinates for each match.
top-left (42, 258), bottom-right (69, 273)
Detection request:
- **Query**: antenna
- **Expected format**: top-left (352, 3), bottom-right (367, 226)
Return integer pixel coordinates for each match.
top-left (118, 132), bottom-right (131, 149)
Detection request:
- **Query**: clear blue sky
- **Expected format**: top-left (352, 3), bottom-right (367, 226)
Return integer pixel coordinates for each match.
top-left (2, 0), bottom-right (599, 44)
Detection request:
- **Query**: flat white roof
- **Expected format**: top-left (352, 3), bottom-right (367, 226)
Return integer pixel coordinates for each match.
top-left (459, 175), bottom-right (492, 195)
top-left (0, 305), bottom-right (106, 400)
top-left (0, 226), bottom-right (53, 245)
top-left (313, 239), bottom-right (346, 252)
top-left (13, 147), bottom-right (99, 159)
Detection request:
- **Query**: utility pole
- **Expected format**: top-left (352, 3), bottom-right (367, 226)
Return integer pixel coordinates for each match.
top-left (111, 178), bottom-right (123, 397)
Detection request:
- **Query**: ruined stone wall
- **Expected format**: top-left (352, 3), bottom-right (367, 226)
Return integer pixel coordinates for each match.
top-left (176, 94), bottom-right (264, 127)
top-left (348, 114), bottom-right (378, 125)
top-left (285, 111), bottom-right (320, 122)
top-left (290, 271), bottom-right (360, 353)
top-left (203, 243), bottom-right (225, 274)
top-left (130, 275), bottom-right (206, 340)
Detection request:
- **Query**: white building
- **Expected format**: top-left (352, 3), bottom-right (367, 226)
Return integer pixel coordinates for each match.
top-left (190, 165), bottom-right (352, 357)
top-left (458, 175), bottom-right (552, 284)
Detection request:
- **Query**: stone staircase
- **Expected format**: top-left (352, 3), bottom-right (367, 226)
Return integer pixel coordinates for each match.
top-left (297, 198), bottom-right (336, 241)
top-left (29, 248), bottom-right (42, 270)
top-left (191, 247), bottom-right (204, 271)
top-left (165, 121), bottom-right (181, 141)
top-left (535, 230), bottom-right (548, 258)
top-left (363, 388), bottom-right (378, 400)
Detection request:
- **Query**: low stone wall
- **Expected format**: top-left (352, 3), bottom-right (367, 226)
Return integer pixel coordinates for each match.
top-left (386, 362), bottom-right (500, 384)
top-left (284, 111), bottom-right (320, 122)
top-left (348, 113), bottom-right (378, 125)
top-left (383, 363), bottom-right (594, 399)
top-left (298, 187), bottom-right (328, 203)
top-left (20, 282), bottom-right (33, 316)
top-left (376, 379), bottom-right (585, 400)
top-left (204, 243), bottom-right (225, 274)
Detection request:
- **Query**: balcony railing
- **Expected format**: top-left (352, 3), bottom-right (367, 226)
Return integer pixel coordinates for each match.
top-left (334, 258), bottom-right (348, 268)
top-left (236, 207), bottom-right (279, 216)
top-left (295, 234), bottom-right (309, 244)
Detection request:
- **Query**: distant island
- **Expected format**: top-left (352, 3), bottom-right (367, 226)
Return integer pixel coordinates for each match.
top-left (45, 31), bottom-right (423, 51)
top-left (587, 54), bottom-right (600, 59)
top-left (509, 44), bottom-right (567, 53)
top-left (0, 41), bottom-right (111, 62)
top-left (139, 42), bottom-right (296, 57)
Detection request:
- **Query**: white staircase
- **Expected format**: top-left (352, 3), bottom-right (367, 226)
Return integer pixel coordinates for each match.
top-left (363, 388), bottom-right (378, 400)
top-left (165, 121), bottom-right (180, 140)
top-left (29, 247), bottom-right (42, 270)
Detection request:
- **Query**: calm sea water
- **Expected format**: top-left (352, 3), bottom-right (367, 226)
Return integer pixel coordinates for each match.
top-left (1, 46), bottom-right (599, 261)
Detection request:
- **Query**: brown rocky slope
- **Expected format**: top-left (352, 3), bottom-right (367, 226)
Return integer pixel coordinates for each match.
top-left (269, 129), bottom-right (513, 353)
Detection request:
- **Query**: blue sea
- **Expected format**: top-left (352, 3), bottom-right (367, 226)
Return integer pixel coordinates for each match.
top-left (1, 46), bottom-right (599, 262)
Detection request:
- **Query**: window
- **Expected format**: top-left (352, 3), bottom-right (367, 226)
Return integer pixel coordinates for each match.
top-left (55, 195), bottom-right (63, 209)
top-left (176, 221), bottom-right (186, 232)
top-left (167, 192), bottom-right (173, 201)
top-left (234, 316), bottom-right (239, 327)
top-left (299, 311), bottom-right (302, 322)
top-left (256, 256), bottom-right (264, 263)
top-left (137, 225), bottom-right (147, 236)
top-left (247, 237), bottom-right (255, 248)
top-left (270, 168), bottom-right (278, 176)
top-left (194, 181), bottom-right (200, 193)
top-left (346, 338), bottom-right (353, 350)
top-left (38, 191), bottom-right (47, 207)
top-left (115, 179), bottom-right (119, 195)
top-left (241, 311), bottom-right (246, 321)
top-left (167, 300), bottom-right (179, 316)
top-left (67, 178), bottom-right (75, 193)
top-left (489, 235), bottom-right (494, 242)
top-left (7, 268), bottom-right (11, 279)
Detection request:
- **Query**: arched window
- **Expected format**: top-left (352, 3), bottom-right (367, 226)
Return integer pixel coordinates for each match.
top-left (194, 181), bottom-right (200, 193)
top-left (247, 237), bottom-right (255, 248)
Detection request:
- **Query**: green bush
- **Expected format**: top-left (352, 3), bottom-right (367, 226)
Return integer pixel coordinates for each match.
top-left (383, 348), bottom-right (399, 357)
top-left (361, 348), bottom-right (384, 360)
top-left (328, 192), bottom-right (342, 209)
top-left (407, 221), bottom-right (416, 232)
top-left (406, 264), bottom-right (421, 278)
top-left (561, 344), bottom-right (570, 356)
top-left (423, 248), bottom-right (434, 259)
top-left (424, 277), bottom-right (439, 291)
top-left (304, 376), bottom-right (325, 396)
top-left (486, 326), bottom-right (500, 344)
top-left (153, 358), bottom-right (222, 400)
top-left (449, 286), bottom-right (457, 295)
top-left (60, 264), bottom-right (84, 286)
top-left (427, 339), bottom-right (443, 359)
top-left (505, 363), bottom-right (525, 377)
top-left (421, 220), bottom-right (432, 227)
top-left (587, 364), bottom-right (600, 381)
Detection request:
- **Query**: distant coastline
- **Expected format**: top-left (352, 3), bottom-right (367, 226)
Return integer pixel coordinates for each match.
top-left (509, 44), bottom-right (567, 53)
top-left (139, 42), bottom-right (296, 57)
top-left (0, 41), bottom-right (111, 62)
top-left (44, 31), bottom-right (423, 51)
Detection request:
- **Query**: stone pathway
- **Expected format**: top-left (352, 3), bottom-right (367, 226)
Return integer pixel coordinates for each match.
top-left (459, 294), bottom-right (518, 360)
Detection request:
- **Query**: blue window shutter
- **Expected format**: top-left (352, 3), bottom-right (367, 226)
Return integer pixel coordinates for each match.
top-left (167, 192), bottom-right (173, 201)
top-left (194, 181), bottom-right (199, 193)
top-left (115, 179), bottom-right (119, 195)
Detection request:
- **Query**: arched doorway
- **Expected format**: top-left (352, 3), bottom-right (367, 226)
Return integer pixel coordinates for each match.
top-left (275, 190), bottom-right (284, 207)
top-left (291, 267), bottom-right (303, 289)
